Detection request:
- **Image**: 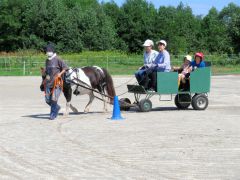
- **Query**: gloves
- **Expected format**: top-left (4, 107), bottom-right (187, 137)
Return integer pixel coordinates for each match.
top-left (146, 64), bottom-right (156, 68)
top-left (144, 64), bottom-right (150, 68)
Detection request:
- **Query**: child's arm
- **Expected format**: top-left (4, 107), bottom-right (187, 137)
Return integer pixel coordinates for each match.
top-left (186, 65), bottom-right (192, 73)
top-left (173, 64), bottom-right (184, 73)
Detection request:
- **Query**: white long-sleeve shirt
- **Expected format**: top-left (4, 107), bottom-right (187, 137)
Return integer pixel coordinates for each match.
top-left (143, 50), bottom-right (159, 66)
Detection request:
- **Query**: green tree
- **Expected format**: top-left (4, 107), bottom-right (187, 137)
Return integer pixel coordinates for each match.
top-left (219, 3), bottom-right (240, 53)
top-left (102, 1), bottom-right (120, 26)
top-left (80, 5), bottom-right (117, 50)
top-left (102, 1), bottom-right (129, 51)
top-left (155, 2), bottom-right (202, 54)
top-left (22, 0), bottom-right (83, 52)
top-left (202, 7), bottom-right (231, 53)
top-left (0, 0), bottom-right (26, 51)
top-left (118, 0), bottom-right (158, 52)
top-left (0, 0), bottom-right (239, 54)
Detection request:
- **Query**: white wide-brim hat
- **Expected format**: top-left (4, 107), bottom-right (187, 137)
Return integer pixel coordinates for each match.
top-left (143, 39), bottom-right (154, 47)
top-left (156, 40), bottom-right (167, 47)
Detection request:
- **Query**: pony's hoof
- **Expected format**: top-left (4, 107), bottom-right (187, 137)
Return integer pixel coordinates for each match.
top-left (70, 105), bottom-right (78, 113)
top-left (103, 109), bottom-right (108, 113)
top-left (84, 109), bottom-right (89, 113)
top-left (63, 112), bottom-right (69, 117)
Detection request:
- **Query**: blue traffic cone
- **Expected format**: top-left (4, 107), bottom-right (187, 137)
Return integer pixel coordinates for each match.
top-left (111, 96), bottom-right (124, 120)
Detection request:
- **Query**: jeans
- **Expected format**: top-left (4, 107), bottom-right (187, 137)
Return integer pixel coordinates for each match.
top-left (135, 67), bottom-right (155, 89)
top-left (135, 69), bottom-right (146, 84)
top-left (45, 86), bottom-right (62, 119)
top-left (45, 86), bottom-right (62, 105)
top-left (149, 71), bottom-right (157, 91)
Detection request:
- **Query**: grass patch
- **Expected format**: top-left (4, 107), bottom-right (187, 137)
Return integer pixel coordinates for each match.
top-left (212, 65), bottom-right (240, 75)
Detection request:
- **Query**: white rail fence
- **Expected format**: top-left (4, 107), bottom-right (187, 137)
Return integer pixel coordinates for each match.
top-left (0, 54), bottom-right (239, 75)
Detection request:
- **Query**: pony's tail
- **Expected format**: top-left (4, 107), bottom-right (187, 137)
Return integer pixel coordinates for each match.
top-left (102, 68), bottom-right (116, 104)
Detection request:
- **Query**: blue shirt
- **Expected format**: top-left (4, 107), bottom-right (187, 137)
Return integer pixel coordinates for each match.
top-left (191, 60), bottom-right (206, 69)
top-left (152, 50), bottom-right (171, 72)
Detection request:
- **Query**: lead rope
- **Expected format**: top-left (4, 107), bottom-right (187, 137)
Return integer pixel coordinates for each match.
top-left (44, 76), bottom-right (64, 96)
top-left (116, 69), bottom-right (153, 96)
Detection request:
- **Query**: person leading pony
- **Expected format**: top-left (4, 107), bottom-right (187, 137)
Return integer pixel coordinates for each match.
top-left (41, 44), bottom-right (68, 120)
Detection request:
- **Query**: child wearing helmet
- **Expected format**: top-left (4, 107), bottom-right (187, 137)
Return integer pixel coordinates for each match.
top-left (191, 52), bottom-right (206, 69)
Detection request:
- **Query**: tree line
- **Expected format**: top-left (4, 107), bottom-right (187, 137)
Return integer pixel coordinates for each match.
top-left (0, 0), bottom-right (239, 54)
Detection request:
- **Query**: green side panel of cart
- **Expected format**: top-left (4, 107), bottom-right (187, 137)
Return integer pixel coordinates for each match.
top-left (157, 72), bottom-right (178, 94)
top-left (190, 67), bottom-right (211, 93)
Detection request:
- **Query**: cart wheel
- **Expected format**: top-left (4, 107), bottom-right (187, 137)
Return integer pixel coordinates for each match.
top-left (192, 94), bottom-right (208, 110)
top-left (174, 94), bottom-right (191, 109)
top-left (119, 98), bottom-right (131, 111)
top-left (139, 99), bottom-right (152, 112)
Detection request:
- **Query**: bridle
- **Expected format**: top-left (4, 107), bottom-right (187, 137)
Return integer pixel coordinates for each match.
top-left (65, 68), bottom-right (79, 82)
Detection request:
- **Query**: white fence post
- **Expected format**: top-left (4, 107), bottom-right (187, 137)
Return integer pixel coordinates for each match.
top-left (107, 55), bottom-right (109, 70)
top-left (23, 60), bottom-right (26, 76)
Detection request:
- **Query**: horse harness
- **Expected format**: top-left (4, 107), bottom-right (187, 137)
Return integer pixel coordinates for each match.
top-left (71, 68), bottom-right (90, 96)
top-left (67, 67), bottom-right (104, 96)
top-left (93, 66), bottom-right (106, 90)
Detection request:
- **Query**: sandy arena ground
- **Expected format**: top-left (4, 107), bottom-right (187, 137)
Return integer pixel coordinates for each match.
top-left (0, 75), bottom-right (240, 179)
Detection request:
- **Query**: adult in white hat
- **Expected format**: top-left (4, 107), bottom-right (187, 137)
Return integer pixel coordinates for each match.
top-left (148, 40), bottom-right (171, 91)
top-left (135, 39), bottom-right (158, 87)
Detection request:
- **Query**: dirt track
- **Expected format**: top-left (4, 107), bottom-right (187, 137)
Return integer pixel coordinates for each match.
top-left (0, 75), bottom-right (240, 179)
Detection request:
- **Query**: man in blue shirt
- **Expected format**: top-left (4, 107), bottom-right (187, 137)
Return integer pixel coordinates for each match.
top-left (149, 40), bottom-right (171, 91)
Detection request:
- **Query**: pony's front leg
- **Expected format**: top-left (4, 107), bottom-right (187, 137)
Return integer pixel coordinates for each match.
top-left (84, 92), bottom-right (94, 113)
top-left (102, 95), bottom-right (108, 112)
top-left (70, 104), bottom-right (78, 113)
top-left (63, 84), bottom-right (79, 116)
top-left (64, 102), bottom-right (70, 116)
top-left (64, 102), bottom-right (78, 116)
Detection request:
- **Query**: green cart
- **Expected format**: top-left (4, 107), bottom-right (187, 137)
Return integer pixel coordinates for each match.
top-left (124, 65), bottom-right (211, 112)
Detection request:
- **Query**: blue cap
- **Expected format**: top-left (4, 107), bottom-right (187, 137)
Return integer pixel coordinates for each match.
top-left (45, 44), bottom-right (55, 53)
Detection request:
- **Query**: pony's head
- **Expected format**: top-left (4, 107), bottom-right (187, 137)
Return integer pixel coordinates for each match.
top-left (40, 67), bottom-right (45, 77)
top-left (40, 67), bottom-right (46, 91)
top-left (65, 68), bottom-right (79, 83)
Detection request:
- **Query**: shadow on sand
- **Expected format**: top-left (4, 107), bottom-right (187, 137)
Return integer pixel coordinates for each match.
top-left (22, 106), bottom-right (191, 120)
top-left (126, 106), bottom-right (194, 112)
top-left (22, 111), bottom-right (108, 120)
